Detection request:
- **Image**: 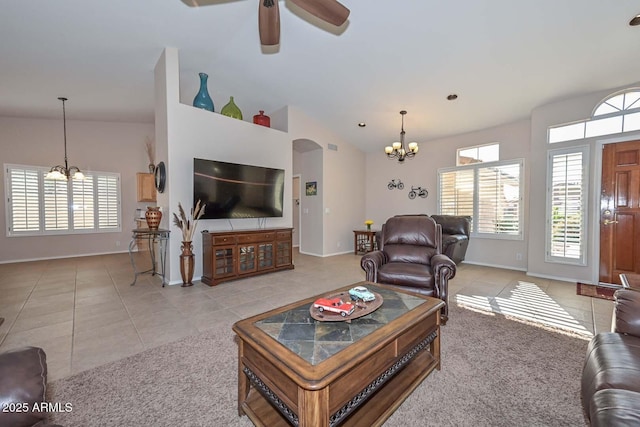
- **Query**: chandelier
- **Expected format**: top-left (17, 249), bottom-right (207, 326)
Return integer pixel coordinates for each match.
top-left (46, 97), bottom-right (84, 181)
top-left (384, 110), bottom-right (419, 162)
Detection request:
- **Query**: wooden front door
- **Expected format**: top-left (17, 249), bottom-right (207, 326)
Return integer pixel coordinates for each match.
top-left (600, 140), bottom-right (640, 284)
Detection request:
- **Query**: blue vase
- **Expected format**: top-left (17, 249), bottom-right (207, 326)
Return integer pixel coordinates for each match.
top-left (193, 73), bottom-right (214, 112)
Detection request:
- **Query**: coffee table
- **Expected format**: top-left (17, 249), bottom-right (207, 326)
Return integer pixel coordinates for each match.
top-left (232, 281), bottom-right (445, 427)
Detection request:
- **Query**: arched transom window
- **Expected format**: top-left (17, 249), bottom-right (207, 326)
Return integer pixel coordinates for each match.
top-left (549, 89), bottom-right (640, 143)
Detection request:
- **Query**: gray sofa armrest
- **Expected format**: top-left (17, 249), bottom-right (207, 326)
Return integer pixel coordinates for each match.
top-left (614, 288), bottom-right (640, 337)
top-left (360, 250), bottom-right (388, 283)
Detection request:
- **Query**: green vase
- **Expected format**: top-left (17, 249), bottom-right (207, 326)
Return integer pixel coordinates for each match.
top-left (221, 96), bottom-right (243, 120)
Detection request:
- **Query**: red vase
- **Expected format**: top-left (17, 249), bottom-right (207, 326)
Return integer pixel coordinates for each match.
top-left (253, 110), bottom-right (270, 127)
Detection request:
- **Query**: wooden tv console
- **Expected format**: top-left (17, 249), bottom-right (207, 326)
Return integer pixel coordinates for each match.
top-left (201, 228), bottom-right (294, 286)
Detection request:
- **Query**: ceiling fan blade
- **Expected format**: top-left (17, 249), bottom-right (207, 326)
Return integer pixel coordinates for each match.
top-left (288, 0), bottom-right (350, 26)
top-left (259, 0), bottom-right (280, 45)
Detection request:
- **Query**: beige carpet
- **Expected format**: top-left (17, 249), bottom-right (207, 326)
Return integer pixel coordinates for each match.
top-left (48, 303), bottom-right (589, 426)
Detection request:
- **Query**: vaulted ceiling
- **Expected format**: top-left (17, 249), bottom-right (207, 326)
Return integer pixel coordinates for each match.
top-left (1, 1), bottom-right (639, 152)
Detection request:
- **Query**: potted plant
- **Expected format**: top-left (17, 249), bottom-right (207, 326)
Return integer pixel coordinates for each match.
top-left (173, 200), bottom-right (205, 286)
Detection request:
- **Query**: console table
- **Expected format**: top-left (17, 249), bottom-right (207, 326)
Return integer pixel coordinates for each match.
top-left (128, 228), bottom-right (170, 286)
top-left (201, 228), bottom-right (294, 286)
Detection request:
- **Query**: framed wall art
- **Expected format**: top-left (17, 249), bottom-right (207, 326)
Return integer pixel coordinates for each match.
top-left (305, 181), bottom-right (317, 196)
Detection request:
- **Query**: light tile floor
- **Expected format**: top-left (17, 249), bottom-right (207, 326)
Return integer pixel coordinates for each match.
top-left (0, 250), bottom-right (613, 381)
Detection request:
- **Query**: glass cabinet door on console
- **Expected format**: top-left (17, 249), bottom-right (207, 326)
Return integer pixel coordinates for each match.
top-left (275, 229), bottom-right (293, 267)
top-left (214, 246), bottom-right (236, 279)
top-left (258, 243), bottom-right (274, 270)
top-left (276, 240), bottom-right (292, 267)
top-left (238, 245), bottom-right (257, 273)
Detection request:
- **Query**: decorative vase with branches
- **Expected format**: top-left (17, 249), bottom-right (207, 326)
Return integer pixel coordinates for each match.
top-left (145, 136), bottom-right (155, 173)
top-left (173, 200), bottom-right (205, 286)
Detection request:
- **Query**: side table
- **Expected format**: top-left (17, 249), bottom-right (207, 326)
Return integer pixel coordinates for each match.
top-left (128, 228), bottom-right (170, 286)
top-left (353, 229), bottom-right (378, 255)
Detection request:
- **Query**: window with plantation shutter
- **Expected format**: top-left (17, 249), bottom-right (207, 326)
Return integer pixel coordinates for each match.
top-left (97, 175), bottom-right (119, 229)
top-left (8, 167), bottom-right (40, 232)
top-left (438, 169), bottom-right (474, 218)
top-left (438, 159), bottom-right (523, 239)
top-left (5, 164), bottom-right (121, 236)
top-left (44, 177), bottom-right (69, 230)
top-left (546, 147), bottom-right (588, 264)
top-left (477, 163), bottom-right (521, 235)
top-left (72, 175), bottom-right (95, 229)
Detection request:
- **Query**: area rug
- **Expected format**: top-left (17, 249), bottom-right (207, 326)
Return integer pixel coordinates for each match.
top-left (48, 303), bottom-right (589, 426)
top-left (576, 282), bottom-right (619, 301)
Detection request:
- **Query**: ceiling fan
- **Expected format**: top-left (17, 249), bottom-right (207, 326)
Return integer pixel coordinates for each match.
top-left (185, 0), bottom-right (350, 46)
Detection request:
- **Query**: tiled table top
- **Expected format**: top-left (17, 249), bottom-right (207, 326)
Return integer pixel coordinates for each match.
top-left (255, 285), bottom-right (426, 365)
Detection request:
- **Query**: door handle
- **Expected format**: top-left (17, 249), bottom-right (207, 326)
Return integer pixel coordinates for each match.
top-left (603, 210), bottom-right (619, 225)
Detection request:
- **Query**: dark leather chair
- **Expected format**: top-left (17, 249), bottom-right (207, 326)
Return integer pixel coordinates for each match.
top-left (430, 215), bottom-right (471, 264)
top-left (581, 287), bottom-right (640, 426)
top-left (0, 346), bottom-right (62, 427)
top-left (360, 215), bottom-right (456, 323)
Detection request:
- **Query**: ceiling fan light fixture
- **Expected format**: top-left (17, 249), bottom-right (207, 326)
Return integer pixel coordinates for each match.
top-left (384, 110), bottom-right (419, 163)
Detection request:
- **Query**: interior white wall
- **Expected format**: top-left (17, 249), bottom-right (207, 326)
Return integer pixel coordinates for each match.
top-left (293, 146), bottom-right (323, 256)
top-left (287, 106), bottom-right (366, 256)
top-left (322, 139), bottom-right (366, 256)
top-left (528, 80), bottom-right (640, 283)
top-left (0, 116), bottom-right (154, 263)
top-left (155, 48), bottom-right (293, 284)
top-left (291, 175), bottom-right (300, 247)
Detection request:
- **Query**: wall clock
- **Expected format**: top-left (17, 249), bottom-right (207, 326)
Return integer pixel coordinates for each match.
top-left (154, 161), bottom-right (166, 193)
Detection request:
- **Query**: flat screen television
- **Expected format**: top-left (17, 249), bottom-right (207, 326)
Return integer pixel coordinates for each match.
top-left (193, 158), bottom-right (285, 219)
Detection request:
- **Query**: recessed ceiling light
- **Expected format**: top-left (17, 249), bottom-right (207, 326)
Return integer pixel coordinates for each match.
top-left (630, 14), bottom-right (640, 26)
top-left (447, 94), bottom-right (458, 101)
top-left (358, 122), bottom-right (366, 127)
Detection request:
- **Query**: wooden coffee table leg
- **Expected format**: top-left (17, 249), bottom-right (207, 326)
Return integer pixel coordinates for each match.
top-left (299, 388), bottom-right (329, 427)
top-left (434, 314), bottom-right (441, 370)
top-left (237, 341), bottom-right (249, 416)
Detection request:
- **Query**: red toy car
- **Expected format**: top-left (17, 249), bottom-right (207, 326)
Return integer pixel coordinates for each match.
top-left (313, 297), bottom-right (355, 317)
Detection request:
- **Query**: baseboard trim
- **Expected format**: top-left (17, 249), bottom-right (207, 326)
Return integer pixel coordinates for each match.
top-left (324, 249), bottom-right (357, 257)
top-left (298, 249), bottom-right (355, 257)
top-left (525, 271), bottom-right (587, 285)
top-left (298, 250), bottom-right (323, 257)
top-left (461, 260), bottom-right (527, 272)
top-left (0, 249), bottom-right (130, 265)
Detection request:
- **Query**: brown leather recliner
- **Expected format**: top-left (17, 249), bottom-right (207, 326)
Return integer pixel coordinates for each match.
top-left (360, 215), bottom-right (456, 323)
top-left (430, 215), bottom-right (471, 264)
top-left (0, 347), bottom-right (62, 427)
top-left (581, 288), bottom-right (640, 425)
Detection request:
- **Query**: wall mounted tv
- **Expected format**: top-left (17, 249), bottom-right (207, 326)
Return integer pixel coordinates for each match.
top-left (193, 158), bottom-right (285, 219)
